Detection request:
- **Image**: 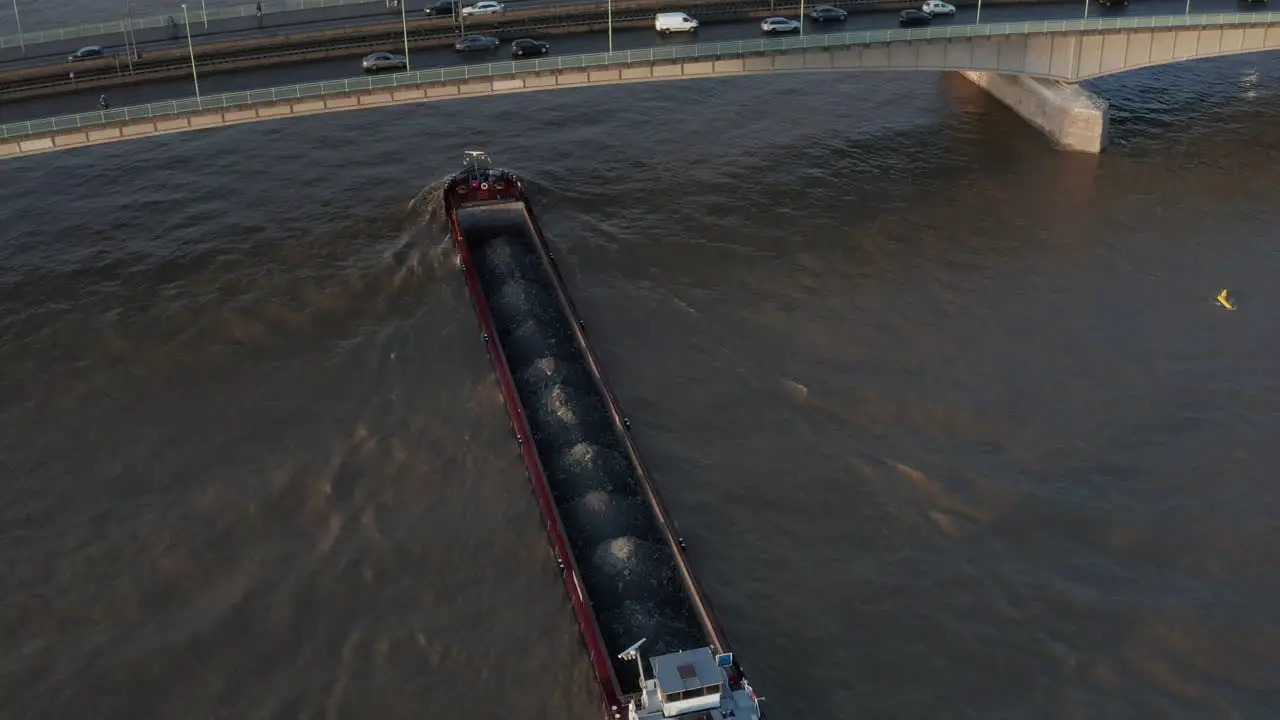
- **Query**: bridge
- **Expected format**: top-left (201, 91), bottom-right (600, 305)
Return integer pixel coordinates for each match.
top-left (3, 11), bottom-right (1279, 160)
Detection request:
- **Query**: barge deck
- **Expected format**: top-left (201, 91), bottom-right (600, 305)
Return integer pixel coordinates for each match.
top-left (444, 152), bottom-right (765, 720)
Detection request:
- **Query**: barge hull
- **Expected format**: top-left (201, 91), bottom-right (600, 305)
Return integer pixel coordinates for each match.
top-left (447, 197), bottom-right (623, 718)
top-left (444, 157), bottom-right (760, 719)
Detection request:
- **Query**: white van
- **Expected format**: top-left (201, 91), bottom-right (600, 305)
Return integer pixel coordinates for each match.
top-left (655, 12), bottom-right (699, 33)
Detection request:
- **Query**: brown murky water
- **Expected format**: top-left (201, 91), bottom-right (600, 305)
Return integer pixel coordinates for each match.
top-left (2, 59), bottom-right (1279, 718)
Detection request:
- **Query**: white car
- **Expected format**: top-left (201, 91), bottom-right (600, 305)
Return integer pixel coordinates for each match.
top-left (760, 17), bottom-right (801, 33)
top-left (461, 1), bottom-right (503, 16)
top-left (922, 0), bottom-right (956, 14)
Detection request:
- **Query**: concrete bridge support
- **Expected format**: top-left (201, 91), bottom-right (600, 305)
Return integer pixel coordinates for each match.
top-left (961, 71), bottom-right (1110, 154)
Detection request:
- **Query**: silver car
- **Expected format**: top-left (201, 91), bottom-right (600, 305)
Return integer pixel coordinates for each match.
top-left (362, 52), bottom-right (407, 72)
top-left (760, 17), bottom-right (801, 33)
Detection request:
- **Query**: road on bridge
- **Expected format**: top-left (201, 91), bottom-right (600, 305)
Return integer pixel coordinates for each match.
top-left (0, 0), bottom-right (578, 70)
top-left (0, 0), bottom-right (1265, 124)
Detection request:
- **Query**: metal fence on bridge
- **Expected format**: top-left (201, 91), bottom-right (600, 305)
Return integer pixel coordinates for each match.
top-left (3, 12), bottom-right (1279, 141)
top-left (0, 0), bottom-right (393, 50)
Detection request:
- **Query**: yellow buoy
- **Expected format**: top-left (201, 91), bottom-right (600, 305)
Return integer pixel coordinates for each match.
top-left (1216, 289), bottom-right (1235, 310)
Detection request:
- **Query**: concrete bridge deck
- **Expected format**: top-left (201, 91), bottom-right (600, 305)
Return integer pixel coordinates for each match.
top-left (3, 11), bottom-right (1279, 159)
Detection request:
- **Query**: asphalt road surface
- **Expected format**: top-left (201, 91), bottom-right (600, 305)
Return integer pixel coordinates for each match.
top-left (0, 0), bottom-right (572, 69)
top-left (0, 0), bottom-right (1268, 125)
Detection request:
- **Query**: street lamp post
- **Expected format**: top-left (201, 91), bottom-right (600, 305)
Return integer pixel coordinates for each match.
top-left (1082, 0), bottom-right (1088, 20)
top-left (181, 3), bottom-right (202, 104)
top-left (975, 0), bottom-right (982, 24)
top-left (123, 0), bottom-right (137, 71)
top-left (607, 0), bottom-right (612, 52)
top-left (799, 0), bottom-right (805, 36)
top-left (201, 0), bottom-right (208, 29)
top-left (1184, 0), bottom-right (1191, 14)
top-left (400, 0), bottom-right (411, 70)
top-left (11, 0), bottom-right (24, 55)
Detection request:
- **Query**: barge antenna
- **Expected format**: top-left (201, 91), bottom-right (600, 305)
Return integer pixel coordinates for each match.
top-left (618, 638), bottom-right (648, 687)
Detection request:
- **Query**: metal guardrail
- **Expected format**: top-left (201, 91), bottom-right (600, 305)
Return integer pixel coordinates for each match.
top-left (0, 0), bottom-right (394, 50)
top-left (4, 11), bottom-right (1279, 141)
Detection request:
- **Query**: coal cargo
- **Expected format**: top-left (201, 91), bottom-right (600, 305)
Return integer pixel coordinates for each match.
top-left (597, 599), bottom-right (707, 670)
top-left (518, 357), bottom-right (594, 399)
top-left (528, 384), bottom-right (612, 452)
top-left (561, 490), bottom-right (653, 556)
top-left (551, 442), bottom-right (633, 500)
top-left (474, 235), bottom-right (542, 284)
top-left (448, 171), bottom-right (756, 709)
top-left (502, 318), bottom-right (578, 369)
top-left (590, 536), bottom-right (681, 605)
top-left (491, 279), bottom-right (559, 329)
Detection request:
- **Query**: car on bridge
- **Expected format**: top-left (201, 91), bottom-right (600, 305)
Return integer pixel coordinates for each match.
top-left (455, 34), bottom-right (501, 51)
top-left (67, 46), bottom-right (106, 62)
top-left (760, 17), bottom-right (801, 33)
top-left (423, 0), bottom-right (457, 16)
top-left (655, 12), bottom-right (700, 33)
top-left (362, 52), bottom-right (407, 72)
top-left (1096, 0), bottom-right (1128, 7)
top-left (899, 8), bottom-right (932, 25)
top-left (461, 0), bottom-right (504, 15)
top-left (511, 38), bottom-right (551, 56)
top-left (922, 0), bottom-right (956, 14)
top-left (807, 5), bottom-right (848, 21)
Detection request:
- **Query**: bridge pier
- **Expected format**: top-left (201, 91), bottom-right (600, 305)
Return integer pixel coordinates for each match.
top-left (961, 72), bottom-right (1110, 154)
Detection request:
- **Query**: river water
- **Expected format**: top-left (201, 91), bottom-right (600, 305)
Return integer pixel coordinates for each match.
top-left (3, 57), bottom-right (1280, 718)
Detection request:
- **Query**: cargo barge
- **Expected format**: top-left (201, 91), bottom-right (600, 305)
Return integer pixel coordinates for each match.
top-left (444, 151), bottom-right (765, 720)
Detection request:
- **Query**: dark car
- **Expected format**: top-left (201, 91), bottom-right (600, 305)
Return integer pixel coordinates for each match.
top-left (454, 35), bottom-right (501, 52)
top-left (899, 8), bottom-right (932, 26)
top-left (67, 45), bottom-right (106, 62)
top-left (510, 38), bottom-right (550, 57)
top-left (808, 5), bottom-right (848, 21)
top-left (423, 0), bottom-right (457, 16)
top-left (1096, 0), bottom-right (1128, 6)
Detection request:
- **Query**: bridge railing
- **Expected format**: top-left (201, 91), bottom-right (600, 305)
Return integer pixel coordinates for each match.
top-left (4, 11), bottom-right (1280, 141)
top-left (0, 0), bottom-right (396, 50)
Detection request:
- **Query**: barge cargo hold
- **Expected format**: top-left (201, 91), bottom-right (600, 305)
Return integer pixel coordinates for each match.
top-left (444, 152), bottom-right (765, 720)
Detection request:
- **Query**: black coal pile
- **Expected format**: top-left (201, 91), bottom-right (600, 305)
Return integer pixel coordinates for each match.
top-left (468, 221), bottom-right (708, 695)
top-left (597, 599), bottom-right (707, 690)
top-left (502, 319), bottom-right (578, 371)
top-left (590, 536), bottom-right (680, 603)
top-left (474, 235), bottom-right (542, 284)
top-left (552, 442), bottom-right (632, 501)
top-left (563, 491), bottom-right (652, 554)
top-left (493, 280), bottom-right (559, 328)
top-left (519, 357), bottom-right (594, 399)
top-left (527, 383), bottom-right (612, 453)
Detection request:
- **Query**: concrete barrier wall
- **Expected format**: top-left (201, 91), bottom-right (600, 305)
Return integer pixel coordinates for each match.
top-left (0, 60), bottom-right (759, 159)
